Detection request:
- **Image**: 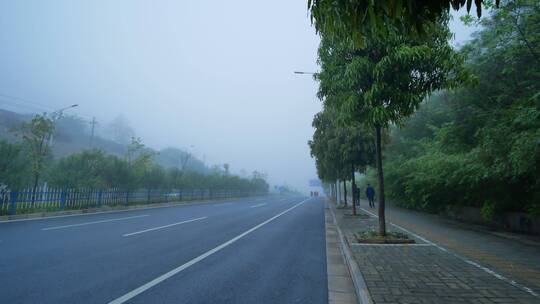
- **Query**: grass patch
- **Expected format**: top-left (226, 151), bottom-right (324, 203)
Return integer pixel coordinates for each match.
top-left (354, 230), bottom-right (416, 244)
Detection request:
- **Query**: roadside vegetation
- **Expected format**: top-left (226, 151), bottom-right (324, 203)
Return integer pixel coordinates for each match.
top-left (375, 1), bottom-right (540, 217)
top-left (0, 114), bottom-right (269, 196)
top-left (308, 0), bottom-right (539, 235)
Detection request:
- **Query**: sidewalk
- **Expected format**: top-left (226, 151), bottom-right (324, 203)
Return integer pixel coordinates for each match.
top-left (330, 199), bottom-right (540, 304)
top-left (380, 200), bottom-right (540, 296)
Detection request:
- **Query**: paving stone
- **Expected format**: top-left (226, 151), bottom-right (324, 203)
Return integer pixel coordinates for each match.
top-left (330, 200), bottom-right (540, 304)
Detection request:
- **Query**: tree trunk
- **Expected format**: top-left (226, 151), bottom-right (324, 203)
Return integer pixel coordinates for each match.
top-left (31, 136), bottom-right (46, 207)
top-left (337, 180), bottom-right (341, 204)
top-left (328, 183), bottom-right (331, 200)
top-left (335, 181), bottom-right (338, 202)
top-left (31, 173), bottom-right (39, 207)
top-left (351, 166), bottom-right (357, 215)
top-left (328, 183), bottom-right (331, 199)
top-left (343, 180), bottom-right (347, 206)
top-left (375, 124), bottom-right (386, 236)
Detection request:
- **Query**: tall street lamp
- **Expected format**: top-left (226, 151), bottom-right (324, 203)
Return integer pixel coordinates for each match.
top-left (51, 104), bottom-right (78, 119)
top-left (49, 104), bottom-right (79, 146)
top-left (293, 71), bottom-right (318, 75)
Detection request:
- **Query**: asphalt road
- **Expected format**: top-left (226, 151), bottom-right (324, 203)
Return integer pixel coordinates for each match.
top-left (0, 196), bottom-right (327, 304)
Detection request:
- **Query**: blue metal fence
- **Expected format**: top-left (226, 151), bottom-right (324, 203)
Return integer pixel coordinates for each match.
top-left (0, 186), bottom-right (257, 216)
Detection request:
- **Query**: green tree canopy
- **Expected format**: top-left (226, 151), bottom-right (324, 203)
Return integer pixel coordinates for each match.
top-left (382, 0), bottom-right (540, 216)
top-left (309, 107), bottom-right (375, 183)
top-left (16, 114), bottom-right (55, 198)
top-left (308, 0), bottom-right (495, 46)
top-left (0, 140), bottom-right (30, 189)
top-left (314, 15), bottom-right (466, 235)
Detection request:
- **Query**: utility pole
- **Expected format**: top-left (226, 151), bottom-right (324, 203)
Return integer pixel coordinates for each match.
top-left (89, 117), bottom-right (97, 148)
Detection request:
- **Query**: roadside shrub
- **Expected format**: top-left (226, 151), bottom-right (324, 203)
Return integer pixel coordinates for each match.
top-left (481, 200), bottom-right (496, 221)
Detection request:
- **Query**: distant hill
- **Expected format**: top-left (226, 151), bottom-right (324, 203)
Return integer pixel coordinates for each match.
top-left (153, 147), bottom-right (208, 173)
top-left (0, 109), bottom-right (31, 142)
top-left (0, 108), bottom-right (208, 173)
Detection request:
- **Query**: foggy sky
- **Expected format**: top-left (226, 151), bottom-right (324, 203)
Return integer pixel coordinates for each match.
top-left (0, 1), bottom-right (478, 192)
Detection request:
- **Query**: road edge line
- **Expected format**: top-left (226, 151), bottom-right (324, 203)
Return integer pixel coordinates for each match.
top-left (0, 196), bottom-right (271, 224)
top-left (42, 214), bottom-right (150, 231)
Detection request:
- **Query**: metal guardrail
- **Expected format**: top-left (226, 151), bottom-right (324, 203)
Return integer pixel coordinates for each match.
top-left (0, 187), bottom-right (261, 216)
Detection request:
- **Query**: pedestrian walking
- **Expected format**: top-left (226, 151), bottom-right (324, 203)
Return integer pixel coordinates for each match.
top-left (366, 184), bottom-right (375, 208)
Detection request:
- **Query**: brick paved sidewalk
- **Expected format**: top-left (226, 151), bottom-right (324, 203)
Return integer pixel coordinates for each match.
top-left (379, 200), bottom-right (540, 296)
top-left (331, 200), bottom-right (540, 304)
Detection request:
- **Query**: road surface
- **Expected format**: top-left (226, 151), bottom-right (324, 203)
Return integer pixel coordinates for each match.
top-left (0, 196), bottom-right (327, 304)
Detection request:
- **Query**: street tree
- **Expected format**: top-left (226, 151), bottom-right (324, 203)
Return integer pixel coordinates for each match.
top-left (338, 122), bottom-right (375, 214)
top-left (0, 140), bottom-right (29, 190)
top-left (309, 109), bottom-right (341, 201)
top-left (17, 114), bottom-right (55, 203)
top-left (309, 106), bottom-right (375, 213)
top-left (126, 137), bottom-right (155, 191)
top-left (315, 16), bottom-right (467, 235)
top-left (308, 0), bottom-right (495, 46)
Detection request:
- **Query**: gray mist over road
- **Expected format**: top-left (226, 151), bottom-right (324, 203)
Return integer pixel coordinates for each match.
top-left (0, 1), bottom-right (476, 192)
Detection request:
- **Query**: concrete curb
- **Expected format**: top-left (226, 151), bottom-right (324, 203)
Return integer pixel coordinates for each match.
top-left (0, 196), bottom-right (266, 223)
top-left (327, 200), bottom-right (373, 304)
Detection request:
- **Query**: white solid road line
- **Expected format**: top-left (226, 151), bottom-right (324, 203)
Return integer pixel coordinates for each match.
top-left (250, 203), bottom-right (267, 208)
top-left (108, 198), bottom-right (311, 304)
top-left (41, 215), bottom-right (150, 231)
top-left (122, 217), bottom-right (207, 237)
top-left (359, 207), bottom-right (539, 298)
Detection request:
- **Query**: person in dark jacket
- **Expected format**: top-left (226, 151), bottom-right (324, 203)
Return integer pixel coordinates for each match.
top-left (366, 184), bottom-right (375, 208)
